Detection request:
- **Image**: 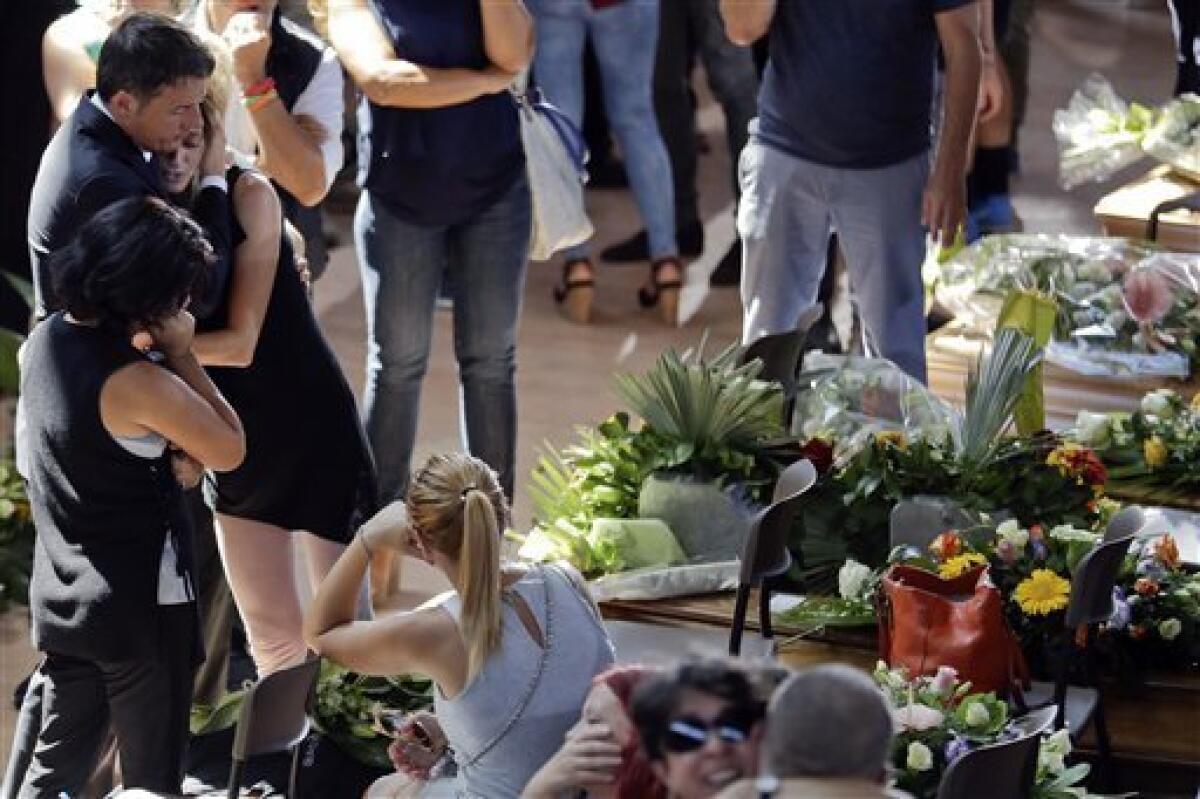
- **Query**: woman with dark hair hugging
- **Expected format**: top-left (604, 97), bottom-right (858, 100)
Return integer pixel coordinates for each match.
top-left (159, 84), bottom-right (378, 679)
top-left (16, 196), bottom-right (244, 797)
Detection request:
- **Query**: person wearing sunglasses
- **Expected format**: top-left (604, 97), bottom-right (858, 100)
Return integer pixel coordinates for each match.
top-left (628, 659), bottom-right (770, 799)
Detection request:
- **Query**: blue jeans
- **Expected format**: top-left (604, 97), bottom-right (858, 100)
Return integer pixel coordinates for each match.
top-left (355, 175), bottom-right (532, 500)
top-left (528, 0), bottom-right (677, 262)
top-left (738, 141), bottom-right (930, 382)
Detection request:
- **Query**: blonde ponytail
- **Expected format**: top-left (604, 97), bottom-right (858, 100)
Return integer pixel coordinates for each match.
top-left (406, 454), bottom-right (510, 681)
top-left (457, 490), bottom-right (502, 678)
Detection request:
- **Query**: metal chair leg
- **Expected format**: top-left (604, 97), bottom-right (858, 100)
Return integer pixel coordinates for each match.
top-left (227, 759), bottom-right (244, 799)
top-left (759, 584), bottom-right (774, 643)
top-left (729, 584), bottom-right (751, 656)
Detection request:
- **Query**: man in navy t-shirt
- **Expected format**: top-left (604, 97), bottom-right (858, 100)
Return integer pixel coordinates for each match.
top-left (722, 0), bottom-right (982, 382)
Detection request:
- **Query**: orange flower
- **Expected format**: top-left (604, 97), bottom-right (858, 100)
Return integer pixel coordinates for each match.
top-left (1154, 535), bottom-right (1181, 570)
top-left (1135, 578), bottom-right (1160, 597)
top-left (929, 531), bottom-right (962, 561)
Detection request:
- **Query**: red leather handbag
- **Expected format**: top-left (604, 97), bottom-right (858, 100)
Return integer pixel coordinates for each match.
top-left (878, 564), bottom-right (1029, 697)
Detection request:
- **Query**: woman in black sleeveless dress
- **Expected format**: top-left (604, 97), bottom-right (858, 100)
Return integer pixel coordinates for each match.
top-left (161, 112), bottom-right (377, 676)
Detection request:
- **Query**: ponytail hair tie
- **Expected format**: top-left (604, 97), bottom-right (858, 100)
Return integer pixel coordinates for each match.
top-left (460, 485), bottom-right (478, 500)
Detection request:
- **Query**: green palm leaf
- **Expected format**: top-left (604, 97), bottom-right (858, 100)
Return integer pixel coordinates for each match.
top-left (960, 327), bottom-right (1041, 470)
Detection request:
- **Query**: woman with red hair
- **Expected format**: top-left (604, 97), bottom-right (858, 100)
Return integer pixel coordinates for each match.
top-left (524, 665), bottom-right (666, 799)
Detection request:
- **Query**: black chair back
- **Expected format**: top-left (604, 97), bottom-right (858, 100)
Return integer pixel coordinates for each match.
top-left (1102, 505), bottom-right (1145, 542)
top-left (739, 306), bottom-right (823, 428)
top-left (1065, 535), bottom-right (1134, 628)
top-left (729, 459), bottom-right (817, 655)
top-left (227, 656), bottom-right (321, 799)
top-left (936, 706), bottom-right (1055, 799)
top-left (739, 316), bottom-right (817, 392)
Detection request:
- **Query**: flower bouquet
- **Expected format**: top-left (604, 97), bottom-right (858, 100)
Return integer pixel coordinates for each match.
top-left (772, 558), bottom-right (880, 629)
top-left (517, 341), bottom-right (788, 596)
top-left (874, 663), bottom-right (1094, 799)
top-left (312, 661), bottom-right (435, 769)
top-left (1104, 534), bottom-right (1200, 669)
top-left (1053, 73), bottom-right (1200, 188)
top-left (189, 662), bottom-right (436, 769)
top-left (790, 330), bottom-right (1104, 592)
top-left (1071, 388), bottom-right (1200, 501)
top-left (909, 517), bottom-right (1109, 657)
top-left (936, 235), bottom-right (1200, 377)
top-left (1142, 93), bottom-right (1200, 180)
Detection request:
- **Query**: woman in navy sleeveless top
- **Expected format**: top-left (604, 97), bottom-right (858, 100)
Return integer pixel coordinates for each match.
top-left (325, 0), bottom-right (534, 509)
top-left (17, 197), bottom-right (244, 796)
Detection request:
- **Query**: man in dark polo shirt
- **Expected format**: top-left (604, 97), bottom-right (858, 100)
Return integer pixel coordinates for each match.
top-left (722, 0), bottom-right (982, 382)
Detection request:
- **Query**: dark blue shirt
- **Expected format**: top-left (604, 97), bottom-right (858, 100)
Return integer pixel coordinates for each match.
top-left (755, 0), bottom-right (974, 169)
top-left (357, 0), bottom-right (524, 226)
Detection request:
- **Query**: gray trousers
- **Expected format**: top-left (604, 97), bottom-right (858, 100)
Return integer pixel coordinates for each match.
top-left (738, 140), bottom-right (930, 382)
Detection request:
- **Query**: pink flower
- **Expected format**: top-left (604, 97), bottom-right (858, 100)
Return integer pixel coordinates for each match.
top-left (1123, 269), bottom-right (1175, 323)
top-left (930, 666), bottom-right (959, 697)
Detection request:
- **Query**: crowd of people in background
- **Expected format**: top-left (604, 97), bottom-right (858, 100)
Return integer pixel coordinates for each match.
top-left (0, 0), bottom-right (1192, 796)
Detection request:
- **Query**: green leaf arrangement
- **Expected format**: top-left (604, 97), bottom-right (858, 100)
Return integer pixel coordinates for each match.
top-left (612, 340), bottom-right (785, 479)
top-left (959, 327), bottom-right (1041, 472)
top-left (0, 460), bottom-right (35, 610)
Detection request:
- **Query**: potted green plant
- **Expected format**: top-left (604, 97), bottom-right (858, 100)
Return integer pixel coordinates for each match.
top-left (613, 342), bottom-right (785, 562)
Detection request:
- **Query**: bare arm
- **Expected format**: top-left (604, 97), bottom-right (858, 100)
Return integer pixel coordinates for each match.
top-left (925, 3), bottom-right (982, 244)
top-left (224, 11), bottom-right (338, 205)
top-left (101, 312), bottom-right (246, 472)
top-left (192, 172), bottom-right (280, 368)
top-left (42, 18), bottom-right (96, 128)
top-left (719, 0), bottom-right (777, 47)
top-left (243, 104), bottom-right (329, 206)
top-left (479, 0), bottom-right (535, 74)
top-left (303, 535), bottom-right (458, 683)
top-left (328, 0), bottom-right (515, 109)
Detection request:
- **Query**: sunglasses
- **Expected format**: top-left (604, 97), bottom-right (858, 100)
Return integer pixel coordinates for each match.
top-left (663, 713), bottom-right (756, 753)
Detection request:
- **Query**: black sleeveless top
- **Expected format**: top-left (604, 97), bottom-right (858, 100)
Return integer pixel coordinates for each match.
top-left (21, 314), bottom-right (193, 662)
top-left (198, 167), bottom-right (377, 541)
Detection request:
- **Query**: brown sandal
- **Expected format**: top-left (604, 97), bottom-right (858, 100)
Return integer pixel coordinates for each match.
top-left (638, 257), bottom-right (683, 326)
top-left (554, 258), bottom-right (595, 324)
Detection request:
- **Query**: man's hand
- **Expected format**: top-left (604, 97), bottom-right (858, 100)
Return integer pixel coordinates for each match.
top-left (977, 58), bottom-right (1004, 123)
top-left (922, 168), bottom-right (967, 248)
top-left (170, 448), bottom-right (204, 490)
top-left (224, 10), bottom-right (273, 89)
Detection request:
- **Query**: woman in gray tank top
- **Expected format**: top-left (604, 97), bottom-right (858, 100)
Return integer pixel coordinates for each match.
top-left (306, 453), bottom-right (615, 798)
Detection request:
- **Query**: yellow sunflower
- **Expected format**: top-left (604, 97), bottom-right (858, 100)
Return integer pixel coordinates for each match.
top-left (1014, 569), bottom-right (1071, 616)
top-left (938, 552), bottom-right (987, 579)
